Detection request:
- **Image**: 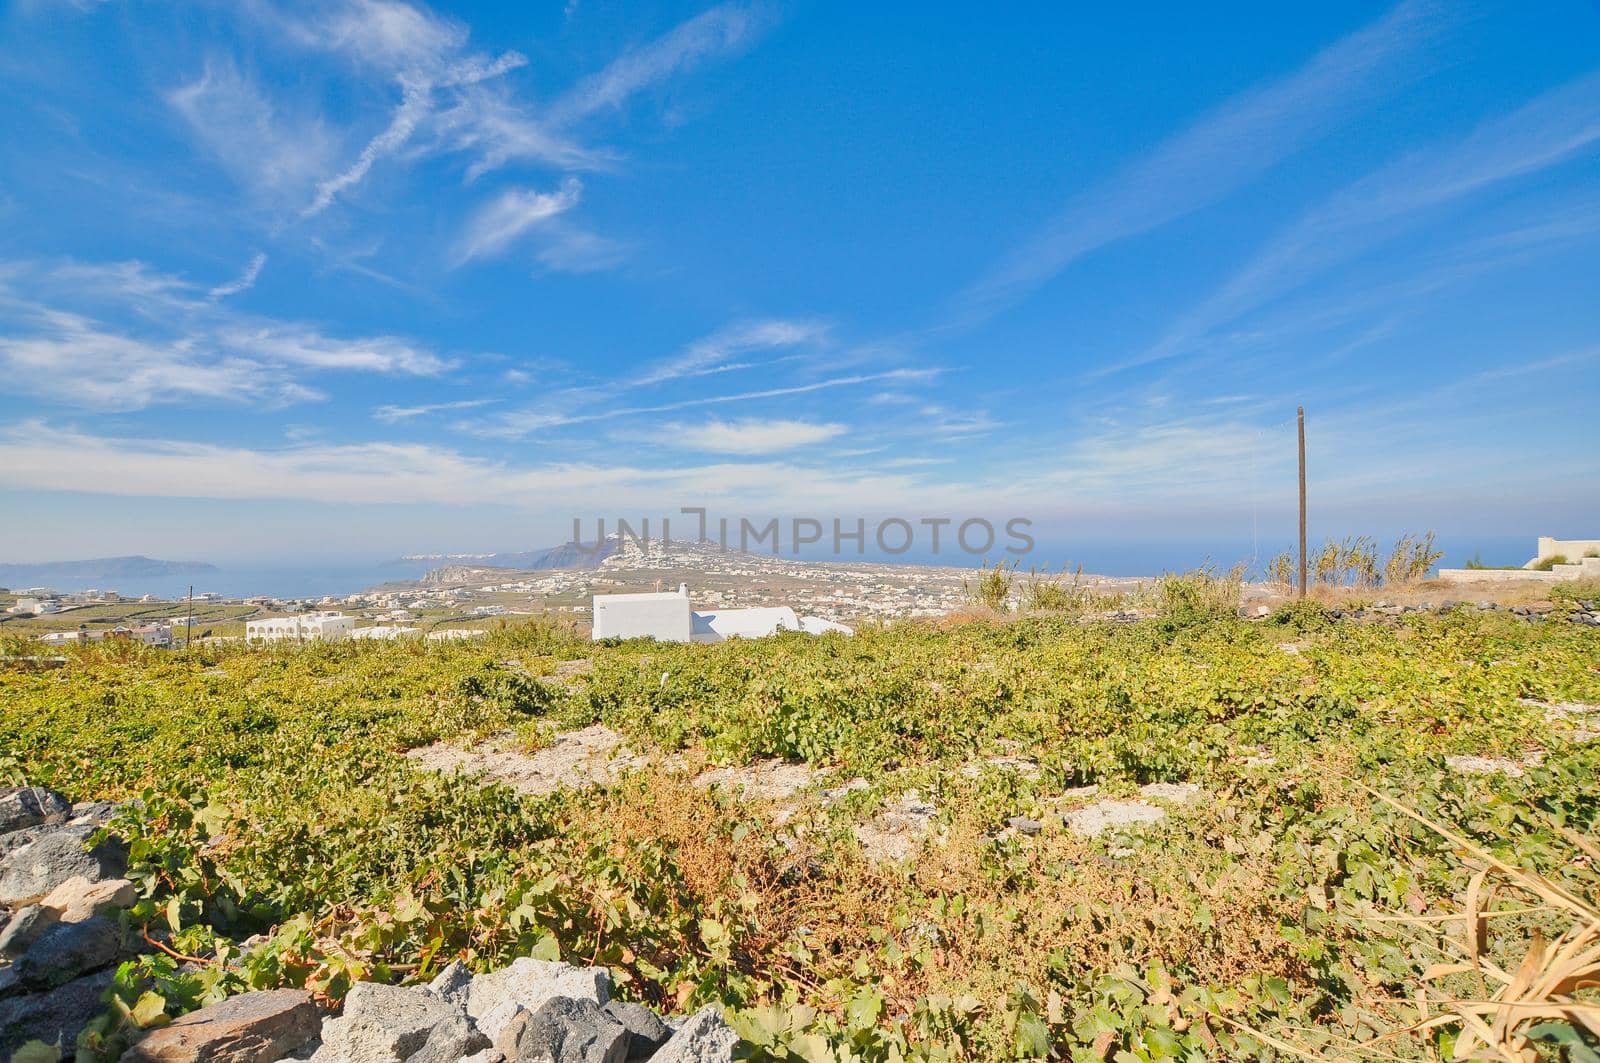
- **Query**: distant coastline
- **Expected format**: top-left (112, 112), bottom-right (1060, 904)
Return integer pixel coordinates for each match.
top-left (0, 536), bottom-right (1536, 602)
top-left (0, 555), bottom-right (217, 588)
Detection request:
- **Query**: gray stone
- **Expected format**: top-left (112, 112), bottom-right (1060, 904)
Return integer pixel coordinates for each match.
top-left (603, 1002), bottom-right (670, 1059)
top-left (311, 982), bottom-right (463, 1063)
top-left (0, 904), bottom-right (61, 957)
top-left (403, 1011), bottom-right (491, 1063)
top-left (424, 960), bottom-right (473, 1005)
top-left (1006, 816), bottom-right (1042, 836)
top-left (464, 959), bottom-right (610, 1044)
top-left (0, 824), bottom-right (129, 906)
top-left (122, 988), bottom-right (323, 1062)
top-left (0, 788), bottom-right (72, 836)
top-left (649, 1006), bottom-right (737, 1063)
top-left (69, 801), bottom-right (119, 827)
top-left (0, 966), bottom-right (116, 1059)
top-left (16, 916), bottom-right (123, 989)
top-left (495, 997), bottom-right (627, 1063)
top-left (0, 963), bottom-right (17, 998)
top-left (0, 825), bottom-right (47, 859)
top-left (459, 1050), bottom-right (507, 1063)
top-left (1064, 800), bottom-right (1165, 838)
top-left (1138, 782), bottom-right (1200, 804)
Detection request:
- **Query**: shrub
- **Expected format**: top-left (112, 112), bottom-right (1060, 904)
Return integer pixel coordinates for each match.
top-left (1150, 563), bottom-right (1243, 627)
top-left (964, 560), bottom-right (1016, 612)
top-left (1263, 551), bottom-right (1296, 588)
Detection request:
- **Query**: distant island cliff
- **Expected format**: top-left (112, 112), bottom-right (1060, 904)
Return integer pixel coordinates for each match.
top-left (0, 556), bottom-right (219, 588)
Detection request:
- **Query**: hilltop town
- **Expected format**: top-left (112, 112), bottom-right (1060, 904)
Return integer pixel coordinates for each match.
top-left (0, 539), bottom-right (1141, 646)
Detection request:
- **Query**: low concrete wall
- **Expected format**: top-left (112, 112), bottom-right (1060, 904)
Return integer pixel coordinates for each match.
top-left (1440, 556), bottom-right (1600, 584)
top-left (1438, 569), bottom-right (1562, 584)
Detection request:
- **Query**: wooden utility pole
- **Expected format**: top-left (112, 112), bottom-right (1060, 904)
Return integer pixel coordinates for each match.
top-left (185, 585), bottom-right (194, 650)
top-left (1297, 407), bottom-right (1307, 600)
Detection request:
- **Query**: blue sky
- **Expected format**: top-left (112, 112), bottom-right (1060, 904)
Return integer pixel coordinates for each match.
top-left (1, 0), bottom-right (1597, 568)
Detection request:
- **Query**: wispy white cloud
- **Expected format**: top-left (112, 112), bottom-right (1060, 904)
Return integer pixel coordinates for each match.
top-left (665, 417), bottom-right (848, 455)
top-left (218, 325), bottom-right (452, 375)
top-left (373, 398), bottom-right (497, 422)
top-left (549, 2), bottom-right (774, 125)
top-left (0, 259), bottom-right (454, 411)
top-left (954, 0), bottom-right (1452, 324)
top-left (474, 367), bottom-right (942, 439)
top-left (1116, 69), bottom-right (1600, 378)
top-left (0, 422), bottom-right (964, 512)
top-left (453, 178), bottom-right (583, 264)
top-left (304, 84), bottom-right (434, 217)
top-left (168, 61), bottom-right (342, 207)
top-left (533, 222), bottom-right (632, 274)
top-left (632, 318), bottom-right (829, 387)
top-left (208, 253), bottom-right (268, 299)
top-left (256, 0), bottom-right (537, 216)
top-left (0, 311), bottom-right (323, 411)
top-left (272, 0), bottom-right (765, 219)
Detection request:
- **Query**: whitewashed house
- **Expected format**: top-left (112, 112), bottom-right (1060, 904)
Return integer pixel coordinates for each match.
top-left (244, 612), bottom-right (356, 643)
top-left (591, 585), bottom-right (853, 643)
top-left (592, 585), bottom-right (694, 642)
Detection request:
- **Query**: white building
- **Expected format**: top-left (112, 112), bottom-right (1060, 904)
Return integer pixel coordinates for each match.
top-left (592, 586), bottom-right (695, 642)
top-left (244, 612), bottom-right (356, 643)
top-left (427, 628), bottom-right (488, 642)
top-left (349, 625), bottom-right (422, 640)
top-left (34, 623), bottom-right (170, 647)
top-left (121, 623), bottom-right (173, 648)
top-left (591, 586), bottom-right (853, 643)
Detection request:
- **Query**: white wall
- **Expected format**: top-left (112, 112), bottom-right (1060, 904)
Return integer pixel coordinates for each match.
top-left (591, 590), bottom-right (692, 642)
top-left (1530, 537), bottom-right (1600, 567)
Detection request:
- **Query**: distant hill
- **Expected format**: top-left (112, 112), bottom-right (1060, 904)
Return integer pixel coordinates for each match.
top-left (415, 538), bottom-right (624, 583)
top-left (0, 556), bottom-right (219, 590)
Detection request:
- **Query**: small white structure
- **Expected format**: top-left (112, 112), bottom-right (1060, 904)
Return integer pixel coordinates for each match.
top-left (349, 625), bottom-right (421, 640)
top-left (244, 612), bottom-right (355, 643)
top-left (122, 623), bottom-right (173, 648)
top-left (798, 616), bottom-right (854, 636)
top-left (592, 585), bottom-right (853, 643)
top-left (34, 623), bottom-right (168, 647)
top-left (1439, 535), bottom-right (1600, 584)
top-left (426, 628), bottom-right (488, 642)
top-left (1527, 536), bottom-right (1600, 570)
top-left (592, 585), bottom-right (694, 642)
top-left (692, 606), bottom-right (801, 642)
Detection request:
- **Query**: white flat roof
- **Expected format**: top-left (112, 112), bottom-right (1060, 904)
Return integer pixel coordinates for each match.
top-left (594, 591), bottom-right (687, 603)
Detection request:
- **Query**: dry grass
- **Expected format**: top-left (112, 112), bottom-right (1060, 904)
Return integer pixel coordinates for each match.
top-left (1249, 784), bottom-right (1600, 1061)
top-left (1354, 785), bottom-right (1600, 1061)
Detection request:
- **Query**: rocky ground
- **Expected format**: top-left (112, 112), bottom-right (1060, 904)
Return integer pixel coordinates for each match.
top-left (1, 784), bottom-right (735, 1063)
top-left (0, 786), bottom-right (132, 1059)
top-left (120, 957), bottom-right (734, 1063)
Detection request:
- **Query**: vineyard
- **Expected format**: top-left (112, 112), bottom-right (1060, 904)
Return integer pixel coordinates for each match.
top-left (2, 594), bottom-right (1599, 1061)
